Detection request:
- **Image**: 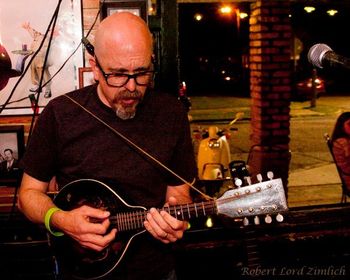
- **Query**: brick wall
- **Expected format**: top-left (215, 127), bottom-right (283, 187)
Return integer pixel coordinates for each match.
top-left (81, 0), bottom-right (100, 63)
top-left (248, 0), bottom-right (292, 190)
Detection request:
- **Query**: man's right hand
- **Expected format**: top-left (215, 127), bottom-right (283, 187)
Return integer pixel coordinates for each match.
top-left (52, 205), bottom-right (117, 252)
top-left (18, 173), bottom-right (116, 252)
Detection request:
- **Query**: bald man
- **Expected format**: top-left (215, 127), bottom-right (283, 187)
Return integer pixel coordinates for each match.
top-left (18, 12), bottom-right (196, 280)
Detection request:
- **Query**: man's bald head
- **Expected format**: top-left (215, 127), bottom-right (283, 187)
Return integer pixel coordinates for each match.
top-left (90, 12), bottom-right (154, 120)
top-left (94, 12), bottom-right (153, 60)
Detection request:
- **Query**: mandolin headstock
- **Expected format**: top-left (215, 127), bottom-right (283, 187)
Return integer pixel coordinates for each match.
top-left (216, 172), bottom-right (288, 225)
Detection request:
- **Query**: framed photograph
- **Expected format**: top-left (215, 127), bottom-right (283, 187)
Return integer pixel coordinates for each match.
top-left (78, 67), bottom-right (95, 89)
top-left (0, 0), bottom-right (84, 115)
top-left (101, 0), bottom-right (148, 22)
top-left (0, 125), bottom-right (25, 186)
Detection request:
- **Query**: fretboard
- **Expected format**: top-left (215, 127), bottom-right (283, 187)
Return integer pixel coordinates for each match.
top-left (110, 200), bottom-right (217, 232)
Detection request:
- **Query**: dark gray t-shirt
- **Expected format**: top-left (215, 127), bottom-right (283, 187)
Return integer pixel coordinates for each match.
top-left (21, 84), bottom-right (197, 279)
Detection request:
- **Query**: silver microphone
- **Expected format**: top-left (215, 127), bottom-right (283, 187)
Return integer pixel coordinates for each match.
top-left (308, 43), bottom-right (350, 70)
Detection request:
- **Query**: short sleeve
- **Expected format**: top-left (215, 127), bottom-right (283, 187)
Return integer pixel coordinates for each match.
top-left (20, 103), bottom-right (58, 182)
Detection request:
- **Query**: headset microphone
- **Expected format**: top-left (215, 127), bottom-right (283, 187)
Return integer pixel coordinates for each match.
top-left (82, 37), bottom-right (95, 56)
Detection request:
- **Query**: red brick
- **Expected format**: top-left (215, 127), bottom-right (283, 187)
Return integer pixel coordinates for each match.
top-left (82, 0), bottom-right (99, 9)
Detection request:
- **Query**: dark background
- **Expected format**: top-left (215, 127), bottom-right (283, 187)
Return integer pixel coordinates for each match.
top-left (178, 2), bottom-right (350, 96)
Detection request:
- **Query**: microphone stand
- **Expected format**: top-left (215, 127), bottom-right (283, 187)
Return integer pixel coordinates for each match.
top-left (310, 68), bottom-right (317, 108)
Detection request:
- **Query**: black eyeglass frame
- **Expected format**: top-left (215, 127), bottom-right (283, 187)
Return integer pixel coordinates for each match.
top-left (94, 56), bottom-right (155, 88)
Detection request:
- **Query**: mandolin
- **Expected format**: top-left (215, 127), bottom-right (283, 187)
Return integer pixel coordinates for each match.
top-left (51, 175), bottom-right (288, 279)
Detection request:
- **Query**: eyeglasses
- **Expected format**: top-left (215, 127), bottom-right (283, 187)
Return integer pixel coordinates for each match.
top-left (94, 56), bottom-right (154, 88)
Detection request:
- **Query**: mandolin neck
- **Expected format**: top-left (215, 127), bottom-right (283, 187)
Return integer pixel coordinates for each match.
top-left (111, 200), bottom-right (217, 232)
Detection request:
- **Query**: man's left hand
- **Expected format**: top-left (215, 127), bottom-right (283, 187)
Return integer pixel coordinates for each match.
top-left (144, 196), bottom-right (188, 244)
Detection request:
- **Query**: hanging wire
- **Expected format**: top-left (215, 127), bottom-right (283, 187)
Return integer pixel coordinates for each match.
top-left (28, 0), bottom-right (63, 142)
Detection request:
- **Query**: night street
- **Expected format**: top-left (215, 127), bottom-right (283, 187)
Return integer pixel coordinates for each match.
top-left (190, 95), bottom-right (350, 169)
top-left (190, 94), bottom-right (350, 206)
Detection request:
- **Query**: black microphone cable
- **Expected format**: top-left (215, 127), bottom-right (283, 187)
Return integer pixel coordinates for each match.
top-left (27, 0), bottom-right (63, 143)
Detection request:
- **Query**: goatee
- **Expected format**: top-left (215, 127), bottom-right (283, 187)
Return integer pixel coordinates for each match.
top-left (115, 90), bottom-right (143, 120)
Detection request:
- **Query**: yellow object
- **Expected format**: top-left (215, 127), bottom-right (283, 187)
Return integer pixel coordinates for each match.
top-left (197, 126), bottom-right (231, 180)
top-left (44, 207), bottom-right (64, 236)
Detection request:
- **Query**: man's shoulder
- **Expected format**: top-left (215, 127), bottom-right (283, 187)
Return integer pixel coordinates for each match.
top-left (36, 85), bottom-right (97, 123)
top-left (46, 85), bottom-right (97, 109)
top-left (148, 90), bottom-right (185, 112)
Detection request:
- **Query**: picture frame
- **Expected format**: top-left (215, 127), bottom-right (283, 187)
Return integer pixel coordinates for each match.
top-left (0, 125), bottom-right (25, 186)
top-left (100, 0), bottom-right (148, 22)
top-left (78, 67), bottom-right (95, 89)
top-left (0, 0), bottom-right (84, 115)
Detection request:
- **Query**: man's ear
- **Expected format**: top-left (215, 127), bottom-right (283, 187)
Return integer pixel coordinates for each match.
top-left (89, 57), bottom-right (99, 81)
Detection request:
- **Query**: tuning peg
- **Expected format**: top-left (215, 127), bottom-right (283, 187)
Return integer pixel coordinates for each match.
top-left (276, 213), bottom-right (284, 223)
top-left (244, 176), bottom-right (252, 185)
top-left (264, 214), bottom-right (272, 224)
top-left (267, 171), bottom-right (274, 180)
top-left (234, 178), bottom-right (242, 188)
top-left (243, 217), bottom-right (249, 226)
top-left (254, 216), bottom-right (260, 225)
top-left (257, 173), bottom-right (263, 182)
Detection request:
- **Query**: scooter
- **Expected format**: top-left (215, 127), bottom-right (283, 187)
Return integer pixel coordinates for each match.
top-left (196, 112), bottom-right (244, 179)
top-left (194, 112), bottom-right (248, 195)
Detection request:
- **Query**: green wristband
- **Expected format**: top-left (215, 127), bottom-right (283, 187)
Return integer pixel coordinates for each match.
top-left (44, 207), bottom-right (64, 237)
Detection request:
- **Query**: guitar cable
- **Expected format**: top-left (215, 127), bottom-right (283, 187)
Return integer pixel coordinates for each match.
top-left (63, 94), bottom-right (212, 201)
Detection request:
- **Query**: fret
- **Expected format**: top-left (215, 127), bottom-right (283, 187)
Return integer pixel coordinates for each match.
top-left (121, 213), bottom-right (125, 231)
top-left (134, 213), bottom-right (138, 229)
top-left (194, 203), bottom-right (198, 217)
top-left (119, 213), bottom-right (123, 231)
top-left (131, 212), bottom-right (136, 230)
top-left (127, 213), bottom-right (131, 230)
top-left (173, 205), bottom-right (177, 219)
top-left (134, 212), bottom-right (140, 230)
top-left (123, 213), bottom-right (127, 230)
top-left (134, 212), bottom-right (139, 229)
top-left (116, 213), bottom-right (121, 231)
top-left (131, 212), bottom-right (135, 230)
top-left (201, 202), bottom-right (206, 216)
top-left (118, 213), bottom-right (122, 231)
top-left (126, 213), bottom-right (134, 229)
top-left (187, 204), bottom-right (191, 219)
top-left (180, 205), bottom-right (184, 220)
top-left (139, 211), bottom-right (144, 228)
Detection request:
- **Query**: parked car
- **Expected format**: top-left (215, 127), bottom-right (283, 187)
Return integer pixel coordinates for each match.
top-left (295, 76), bottom-right (326, 100)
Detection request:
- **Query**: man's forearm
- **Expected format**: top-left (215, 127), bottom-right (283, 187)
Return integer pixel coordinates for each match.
top-left (18, 173), bottom-right (55, 224)
top-left (18, 188), bottom-right (55, 224)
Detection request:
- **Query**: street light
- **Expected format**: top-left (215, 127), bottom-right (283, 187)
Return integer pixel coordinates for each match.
top-left (239, 12), bottom-right (248, 19)
top-left (219, 5), bottom-right (233, 15)
top-left (304, 6), bottom-right (316, 13)
top-left (194, 13), bottom-right (203, 21)
top-left (327, 9), bottom-right (338, 16)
